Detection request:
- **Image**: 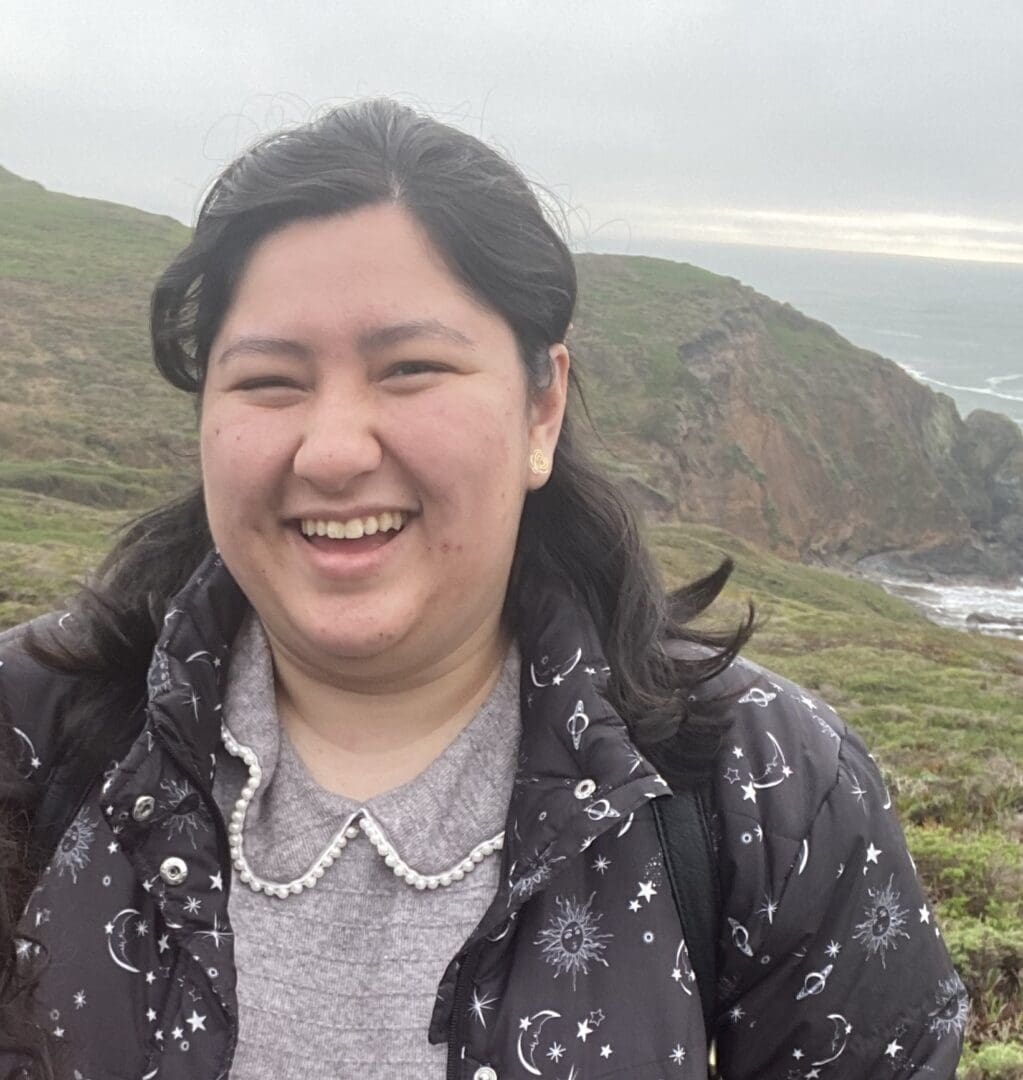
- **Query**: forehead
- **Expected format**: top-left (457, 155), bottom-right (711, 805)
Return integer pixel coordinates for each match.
top-left (221, 204), bottom-right (494, 336)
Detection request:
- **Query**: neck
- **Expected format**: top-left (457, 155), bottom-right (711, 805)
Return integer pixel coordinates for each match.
top-left (267, 621), bottom-right (512, 801)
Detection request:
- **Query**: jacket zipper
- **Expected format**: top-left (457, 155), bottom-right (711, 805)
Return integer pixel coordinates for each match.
top-left (446, 941), bottom-right (483, 1080)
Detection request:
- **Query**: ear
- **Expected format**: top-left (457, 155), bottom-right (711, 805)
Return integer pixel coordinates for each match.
top-left (526, 343), bottom-right (570, 490)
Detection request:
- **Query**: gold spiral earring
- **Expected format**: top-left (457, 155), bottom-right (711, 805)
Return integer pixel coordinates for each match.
top-left (528, 448), bottom-right (551, 475)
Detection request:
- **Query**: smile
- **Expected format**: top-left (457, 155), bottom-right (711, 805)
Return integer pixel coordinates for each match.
top-left (299, 512), bottom-right (409, 539)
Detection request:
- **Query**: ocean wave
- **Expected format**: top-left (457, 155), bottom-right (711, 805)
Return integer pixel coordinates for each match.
top-left (894, 362), bottom-right (929, 381)
top-left (908, 372), bottom-right (1023, 404)
top-left (987, 373), bottom-right (1023, 388)
top-left (877, 576), bottom-right (1023, 640)
top-left (869, 328), bottom-right (924, 340)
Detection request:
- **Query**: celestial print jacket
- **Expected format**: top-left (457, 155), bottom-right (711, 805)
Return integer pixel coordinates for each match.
top-left (0, 552), bottom-right (967, 1079)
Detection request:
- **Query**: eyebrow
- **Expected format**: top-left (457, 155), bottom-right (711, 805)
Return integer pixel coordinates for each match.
top-left (215, 319), bottom-right (477, 366)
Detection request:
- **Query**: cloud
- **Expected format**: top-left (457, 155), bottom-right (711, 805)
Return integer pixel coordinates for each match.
top-left (580, 205), bottom-right (1023, 264)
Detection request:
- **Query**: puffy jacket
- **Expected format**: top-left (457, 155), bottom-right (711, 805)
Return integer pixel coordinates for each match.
top-left (0, 553), bottom-right (966, 1079)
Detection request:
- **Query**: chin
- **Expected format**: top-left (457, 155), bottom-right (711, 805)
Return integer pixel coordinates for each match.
top-left (288, 609), bottom-right (413, 664)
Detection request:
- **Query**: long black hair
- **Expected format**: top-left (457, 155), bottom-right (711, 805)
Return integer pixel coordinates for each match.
top-left (3, 98), bottom-right (759, 1077)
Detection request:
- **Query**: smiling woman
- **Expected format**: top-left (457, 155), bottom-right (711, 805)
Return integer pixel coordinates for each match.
top-left (0, 99), bottom-right (965, 1080)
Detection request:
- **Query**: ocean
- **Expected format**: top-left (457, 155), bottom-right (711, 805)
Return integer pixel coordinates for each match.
top-left (599, 240), bottom-right (1023, 642)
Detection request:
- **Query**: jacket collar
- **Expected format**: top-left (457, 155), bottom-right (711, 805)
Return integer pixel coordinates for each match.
top-left (139, 551), bottom-right (669, 915)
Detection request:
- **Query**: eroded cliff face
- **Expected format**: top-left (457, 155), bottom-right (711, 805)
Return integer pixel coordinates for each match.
top-left (571, 254), bottom-right (1023, 581)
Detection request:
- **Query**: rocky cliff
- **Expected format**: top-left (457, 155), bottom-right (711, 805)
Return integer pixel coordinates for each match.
top-left (571, 254), bottom-right (1023, 582)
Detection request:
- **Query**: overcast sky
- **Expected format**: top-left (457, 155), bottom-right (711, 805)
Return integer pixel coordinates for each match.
top-left (5, 0), bottom-right (1023, 263)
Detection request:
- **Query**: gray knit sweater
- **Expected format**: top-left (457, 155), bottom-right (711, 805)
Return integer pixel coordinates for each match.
top-left (212, 613), bottom-right (521, 1078)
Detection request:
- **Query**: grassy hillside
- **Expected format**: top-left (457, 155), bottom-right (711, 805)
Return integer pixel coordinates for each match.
top-left (0, 166), bottom-right (196, 494)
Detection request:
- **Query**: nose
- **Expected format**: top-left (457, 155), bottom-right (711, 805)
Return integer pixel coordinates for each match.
top-left (291, 386), bottom-right (383, 490)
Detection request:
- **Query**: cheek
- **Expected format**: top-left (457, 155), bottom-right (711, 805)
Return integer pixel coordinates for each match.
top-left (418, 389), bottom-right (529, 478)
top-left (200, 413), bottom-right (286, 507)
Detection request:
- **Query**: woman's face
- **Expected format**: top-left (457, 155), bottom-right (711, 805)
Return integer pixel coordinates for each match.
top-left (200, 204), bottom-right (568, 679)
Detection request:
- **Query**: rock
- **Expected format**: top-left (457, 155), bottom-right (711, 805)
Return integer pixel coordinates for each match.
top-left (966, 611), bottom-right (1023, 627)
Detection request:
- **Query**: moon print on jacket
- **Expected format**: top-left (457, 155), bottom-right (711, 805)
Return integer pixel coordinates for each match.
top-left (672, 938), bottom-right (695, 996)
top-left (51, 806), bottom-right (98, 884)
top-left (104, 908), bottom-right (148, 974)
top-left (853, 874), bottom-right (911, 967)
top-left (516, 1010), bottom-right (561, 1076)
top-left (11, 727), bottom-right (41, 777)
top-left (535, 893), bottom-right (613, 989)
top-left (744, 731), bottom-right (793, 799)
top-left (530, 649), bottom-right (582, 688)
top-left (811, 1014), bottom-right (853, 1068)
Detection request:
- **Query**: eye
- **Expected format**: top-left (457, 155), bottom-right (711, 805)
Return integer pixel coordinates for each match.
top-left (236, 377), bottom-right (300, 391)
top-left (386, 361), bottom-right (448, 378)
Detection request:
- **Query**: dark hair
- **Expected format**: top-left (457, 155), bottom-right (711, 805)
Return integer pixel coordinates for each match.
top-left (4, 98), bottom-right (759, 1076)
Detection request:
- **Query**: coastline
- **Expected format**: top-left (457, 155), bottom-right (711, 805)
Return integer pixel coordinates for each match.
top-left (855, 568), bottom-right (1023, 641)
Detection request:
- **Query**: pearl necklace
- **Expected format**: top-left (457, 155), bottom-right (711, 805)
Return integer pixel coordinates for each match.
top-left (221, 724), bottom-right (505, 899)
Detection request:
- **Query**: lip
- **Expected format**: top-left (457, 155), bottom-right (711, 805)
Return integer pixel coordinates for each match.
top-left (286, 517), bottom-right (410, 580)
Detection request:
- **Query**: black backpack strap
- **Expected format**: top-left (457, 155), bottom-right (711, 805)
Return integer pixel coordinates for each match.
top-left (652, 781), bottom-right (720, 1048)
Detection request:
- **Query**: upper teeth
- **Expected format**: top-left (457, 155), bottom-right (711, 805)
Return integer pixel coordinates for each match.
top-left (300, 512), bottom-right (407, 540)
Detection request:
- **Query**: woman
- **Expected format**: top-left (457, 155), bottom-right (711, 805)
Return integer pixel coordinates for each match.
top-left (0, 99), bottom-right (965, 1079)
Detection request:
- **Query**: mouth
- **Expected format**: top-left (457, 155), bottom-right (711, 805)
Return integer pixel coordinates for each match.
top-left (292, 511), bottom-right (413, 557)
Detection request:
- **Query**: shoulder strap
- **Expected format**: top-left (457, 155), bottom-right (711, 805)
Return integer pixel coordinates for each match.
top-left (652, 781), bottom-right (720, 1047)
